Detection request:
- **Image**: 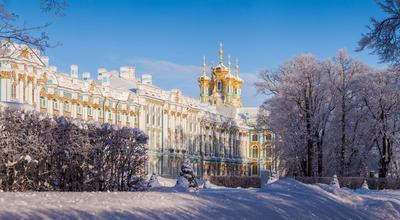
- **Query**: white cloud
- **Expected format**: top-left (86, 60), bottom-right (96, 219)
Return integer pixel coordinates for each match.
top-left (240, 72), bottom-right (266, 107)
top-left (133, 58), bottom-right (201, 75)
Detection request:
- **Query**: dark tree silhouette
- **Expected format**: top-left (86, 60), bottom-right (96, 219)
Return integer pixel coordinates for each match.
top-left (357, 0), bottom-right (400, 65)
top-left (0, 0), bottom-right (67, 53)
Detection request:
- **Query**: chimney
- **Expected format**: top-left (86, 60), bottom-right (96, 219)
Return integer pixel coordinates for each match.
top-left (82, 72), bottom-right (91, 81)
top-left (48, 66), bottom-right (57, 73)
top-left (101, 72), bottom-right (110, 86)
top-left (141, 73), bottom-right (152, 85)
top-left (97, 67), bottom-right (107, 81)
top-left (70, 64), bottom-right (78, 79)
top-left (119, 66), bottom-right (136, 80)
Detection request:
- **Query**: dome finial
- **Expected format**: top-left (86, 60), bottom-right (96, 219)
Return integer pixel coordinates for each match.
top-left (228, 54), bottom-right (231, 74)
top-left (219, 41), bottom-right (223, 64)
top-left (235, 58), bottom-right (239, 77)
top-left (202, 56), bottom-right (206, 76)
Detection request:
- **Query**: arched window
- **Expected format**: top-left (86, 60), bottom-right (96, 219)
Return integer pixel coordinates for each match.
top-left (252, 163), bottom-right (258, 175)
top-left (217, 81), bottom-right (223, 91)
top-left (40, 96), bottom-right (47, 108)
top-left (53, 100), bottom-right (59, 110)
top-left (252, 146), bottom-right (258, 159)
top-left (87, 107), bottom-right (92, 116)
top-left (98, 108), bottom-right (103, 118)
top-left (11, 83), bottom-right (17, 99)
top-left (64, 101), bottom-right (70, 112)
top-left (77, 104), bottom-right (82, 115)
top-left (23, 86), bottom-right (26, 102)
top-left (252, 134), bottom-right (258, 142)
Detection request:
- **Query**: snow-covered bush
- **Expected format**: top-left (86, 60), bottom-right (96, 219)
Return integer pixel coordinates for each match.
top-left (175, 159), bottom-right (198, 190)
top-left (147, 173), bottom-right (161, 188)
top-left (330, 175), bottom-right (340, 189)
top-left (0, 108), bottom-right (148, 192)
top-left (361, 180), bottom-right (369, 190)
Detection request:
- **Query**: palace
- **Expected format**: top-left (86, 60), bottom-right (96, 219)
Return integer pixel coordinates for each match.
top-left (0, 41), bottom-right (276, 178)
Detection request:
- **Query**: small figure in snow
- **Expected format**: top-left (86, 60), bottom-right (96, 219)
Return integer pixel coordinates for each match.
top-left (361, 179), bottom-right (369, 190)
top-left (147, 173), bottom-right (161, 188)
top-left (330, 174), bottom-right (340, 188)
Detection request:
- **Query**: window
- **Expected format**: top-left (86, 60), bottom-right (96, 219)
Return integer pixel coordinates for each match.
top-left (252, 163), bottom-right (258, 175)
top-left (217, 81), bottom-right (223, 92)
top-left (31, 87), bottom-right (35, 103)
top-left (77, 104), bottom-right (82, 114)
top-left (252, 146), bottom-right (258, 158)
top-left (252, 134), bottom-right (258, 142)
top-left (53, 100), bottom-right (59, 110)
top-left (265, 133), bottom-right (272, 141)
top-left (11, 83), bottom-right (16, 99)
top-left (40, 97), bottom-right (47, 108)
top-left (23, 87), bottom-right (26, 102)
top-left (98, 108), bottom-right (103, 118)
top-left (64, 101), bottom-right (71, 112)
top-left (88, 107), bottom-right (92, 116)
top-left (118, 112), bottom-right (122, 121)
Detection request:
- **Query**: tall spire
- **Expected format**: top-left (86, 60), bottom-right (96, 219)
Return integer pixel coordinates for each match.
top-left (202, 56), bottom-right (206, 76)
top-left (227, 55), bottom-right (231, 75)
top-left (235, 58), bottom-right (239, 78)
top-left (219, 41), bottom-right (223, 64)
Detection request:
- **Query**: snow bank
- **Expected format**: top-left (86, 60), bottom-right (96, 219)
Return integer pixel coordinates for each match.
top-left (0, 178), bottom-right (399, 219)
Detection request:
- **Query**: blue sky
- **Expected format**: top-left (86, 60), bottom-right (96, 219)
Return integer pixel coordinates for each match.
top-left (8, 0), bottom-right (385, 106)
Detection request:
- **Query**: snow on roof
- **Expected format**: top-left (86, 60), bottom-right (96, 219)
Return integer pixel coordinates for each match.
top-left (214, 62), bottom-right (227, 70)
top-left (0, 101), bottom-right (35, 111)
top-left (108, 71), bottom-right (137, 91)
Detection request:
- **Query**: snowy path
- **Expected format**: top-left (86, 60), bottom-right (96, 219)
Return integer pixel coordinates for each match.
top-left (0, 178), bottom-right (399, 220)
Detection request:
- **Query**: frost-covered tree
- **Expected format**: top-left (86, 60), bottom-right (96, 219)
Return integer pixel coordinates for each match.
top-left (256, 54), bottom-right (334, 177)
top-left (324, 50), bottom-right (370, 176)
top-left (256, 51), bottom-right (400, 178)
top-left (0, 107), bottom-right (148, 192)
top-left (361, 69), bottom-right (400, 178)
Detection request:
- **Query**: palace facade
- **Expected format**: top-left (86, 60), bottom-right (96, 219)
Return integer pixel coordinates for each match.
top-left (0, 41), bottom-right (276, 178)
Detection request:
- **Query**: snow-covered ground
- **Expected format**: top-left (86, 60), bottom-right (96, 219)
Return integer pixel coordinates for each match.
top-left (0, 178), bottom-right (399, 220)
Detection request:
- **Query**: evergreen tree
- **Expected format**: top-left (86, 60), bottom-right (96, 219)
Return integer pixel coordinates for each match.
top-left (177, 159), bottom-right (198, 189)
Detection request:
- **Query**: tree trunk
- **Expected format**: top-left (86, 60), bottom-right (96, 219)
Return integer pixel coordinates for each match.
top-left (340, 96), bottom-right (346, 176)
top-left (379, 134), bottom-right (391, 178)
